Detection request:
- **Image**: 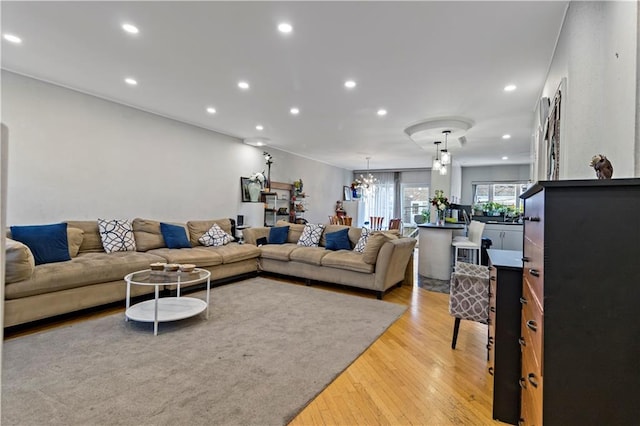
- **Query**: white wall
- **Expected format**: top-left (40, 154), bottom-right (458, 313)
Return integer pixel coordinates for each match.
top-left (461, 165), bottom-right (530, 205)
top-left (540, 1), bottom-right (638, 179)
top-left (2, 71), bottom-right (351, 226)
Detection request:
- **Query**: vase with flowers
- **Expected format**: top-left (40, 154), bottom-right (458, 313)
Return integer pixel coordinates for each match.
top-left (248, 171), bottom-right (266, 202)
top-left (430, 189), bottom-right (450, 226)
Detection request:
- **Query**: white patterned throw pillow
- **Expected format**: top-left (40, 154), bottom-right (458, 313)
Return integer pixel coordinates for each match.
top-left (353, 227), bottom-right (371, 253)
top-left (98, 219), bottom-right (136, 253)
top-left (199, 223), bottom-right (234, 247)
top-left (297, 223), bottom-right (325, 247)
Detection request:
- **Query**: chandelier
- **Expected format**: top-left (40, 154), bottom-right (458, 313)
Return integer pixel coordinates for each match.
top-left (441, 130), bottom-right (451, 165)
top-left (358, 157), bottom-right (377, 195)
top-left (432, 140), bottom-right (447, 175)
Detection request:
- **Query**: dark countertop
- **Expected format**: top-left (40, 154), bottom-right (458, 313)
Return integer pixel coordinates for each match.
top-left (484, 221), bottom-right (523, 226)
top-left (417, 223), bottom-right (465, 230)
top-left (487, 249), bottom-right (523, 270)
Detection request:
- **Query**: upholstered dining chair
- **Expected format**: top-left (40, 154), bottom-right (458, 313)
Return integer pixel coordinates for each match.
top-left (449, 261), bottom-right (490, 350)
top-left (452, 220), bottom-right (485, 265)
top-left (369, 216), bottom-right (384, 231)
top-left (388, 218), bottom-right (402, 231)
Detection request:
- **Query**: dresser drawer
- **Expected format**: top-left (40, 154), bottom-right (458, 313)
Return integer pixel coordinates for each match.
top-left (520, 342), bottom-right (543, 426)
top-left (521, 281), bottom-right (543, 371)
top-left (522, 240), bottom-right (543, 303)
top-left (523, 191), bottom-right (544, 248)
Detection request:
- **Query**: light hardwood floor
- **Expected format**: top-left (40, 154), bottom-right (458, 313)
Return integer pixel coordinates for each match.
top-left (4, 270), bottom-right (500, 425)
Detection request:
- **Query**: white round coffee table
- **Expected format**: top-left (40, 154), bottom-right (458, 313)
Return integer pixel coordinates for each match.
top-left (124, 268), bottom-right (211, 335)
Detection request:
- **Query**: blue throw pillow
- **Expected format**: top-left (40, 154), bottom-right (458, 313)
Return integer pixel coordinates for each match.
top-left (325, 228), bottom-right (351, 251)
top-left (160, 223), bottom-right (192, 249)
top-left (10, 223), bottom-right (71, 265)
top-left (269, 226), bottom-right (289, 244)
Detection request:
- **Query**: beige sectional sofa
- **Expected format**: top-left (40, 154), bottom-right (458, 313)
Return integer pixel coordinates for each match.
top-left (242, 221), bottom-right (417, 299)
top-left (4, 218), bottom-right (260, 327)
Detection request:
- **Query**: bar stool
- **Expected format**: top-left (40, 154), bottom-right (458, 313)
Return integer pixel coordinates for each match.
top-left (451, 221), bottom-right (485, 265)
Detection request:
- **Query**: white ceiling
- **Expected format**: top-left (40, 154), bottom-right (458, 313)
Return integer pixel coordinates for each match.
top-left (1, 1), bottom-right (568, 171)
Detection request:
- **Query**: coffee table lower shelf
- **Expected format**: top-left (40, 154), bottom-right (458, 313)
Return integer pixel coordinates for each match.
top-left (126, 297), bottom-right (207, 323)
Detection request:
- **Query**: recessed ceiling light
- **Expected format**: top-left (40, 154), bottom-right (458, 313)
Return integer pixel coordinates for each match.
top-left (502, 134), bottom-right (511, 139)
top-left (504, 84), bottom-right (517, 92)
top-left (377, 109), bottom-right (387, 116)
top-left (256, 125), bottom-right (264, 131)
top-left (3, 33), bottom-right (22, 44)
top-left (122, 23), bottom-right (139, 34)
top-left (344, 80), bottom-right (356, 89)
top-left (502, 156), bottom-right (509, 160)
top-left (290, 107), bottom-right (300, 115)
top-left (278, 23), bottom-right (293, 33)
top-left (238, 81), bottom-right (250, 90)
top-left (256, 141), bottom-right (265, 147)
top-left (206, 107), bottom-right (216, 114)
top-left (124, 77), bottom-right (137, 86)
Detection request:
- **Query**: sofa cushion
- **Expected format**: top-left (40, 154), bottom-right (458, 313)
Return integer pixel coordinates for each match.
top-left (187, 219), bottom-right (233, 247)
top-left (276, 220), bottom-right (305, 244)
top-left (259, 243), bottom-right (298, 261)
top-left (132, 218), bottom-right (166, 252)
top-left (268, 226), bottom-right (289, 244)
top-left (362, 232), bottom-right (398, 264)
top-left (353, 227), bottom-right (371, 253)
top-left (290, 246), bottom-right (329, 266)
top-left (98, 219), bottom-right (136, 253)
top-left (321, 251), bottom-right (375, 274)
top-left (146, 247), bottom-right (223, 267)
top-left (4, 251), bottom-right (165, 299)
top-left (67, 227), bottom-right (84, 258)
top-left (5, 238), bottom-right (35, 284)
top-left (10, 223), bottom-right (71, 265)
top-left (66, 221), bottom-right (104, 253)
top-left (324, 228), bottom-right (352, 251)
top-left (160, 222), bottom-right (192, 249)
top-left (297, 223), bottom-right (324, 247)
top-left (320, 224), bottom-right (350, 247)
top-left (198, 243), bottom-right (261, 264)
top-left (198, 223), bottom-right (233, 247)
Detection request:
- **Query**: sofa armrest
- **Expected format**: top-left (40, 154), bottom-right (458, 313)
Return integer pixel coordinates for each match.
top-left (242, 227), bottom-right (271, 246)
top-left (373, 237), bottom-right (417, 291)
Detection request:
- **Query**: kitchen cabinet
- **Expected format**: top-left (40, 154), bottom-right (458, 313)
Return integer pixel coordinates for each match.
top-left (483, 223), bottom-right (523, 251)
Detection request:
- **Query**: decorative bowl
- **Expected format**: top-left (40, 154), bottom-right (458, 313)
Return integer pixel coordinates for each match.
top-left (179, 264), bottom-right (196, 273)
top-left (164, 263), bottom-right (180, 272)
top-left (150, 262), bottom-right (166, 271)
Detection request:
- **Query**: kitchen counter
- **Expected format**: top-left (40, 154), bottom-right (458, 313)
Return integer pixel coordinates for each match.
top-left (417, 223), bottom-right (465, 281)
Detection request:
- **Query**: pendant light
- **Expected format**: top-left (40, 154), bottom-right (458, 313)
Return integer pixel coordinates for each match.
top-left (432, 141), bottom-right (442, 171)
top-left (441, 130), bottom-right (451, 165)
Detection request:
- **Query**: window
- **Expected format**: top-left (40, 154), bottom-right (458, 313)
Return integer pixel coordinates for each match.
top-left (473, 182), bottom-right (529, 211)
top-left (401, 184), bottom-right (429, 224)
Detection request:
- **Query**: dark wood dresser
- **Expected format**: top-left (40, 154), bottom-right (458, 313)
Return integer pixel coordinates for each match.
top-left (487, 249), bottom-right (523, 425)
top-left (519, 179), bottom-right (640, 425)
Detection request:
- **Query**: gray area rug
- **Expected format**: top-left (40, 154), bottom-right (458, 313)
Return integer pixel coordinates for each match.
top-left (417, 274), bottom-right (451, 294)
top-left (2, 278), bottom-right (406, 426)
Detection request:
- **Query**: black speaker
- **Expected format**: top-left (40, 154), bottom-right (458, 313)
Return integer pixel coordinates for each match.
top-left (236, 215), bottom-right (244, 226)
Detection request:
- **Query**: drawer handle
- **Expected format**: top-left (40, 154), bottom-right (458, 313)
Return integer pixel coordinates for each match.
top-left (488, 291), bottom-right (493, 298)
top-left (518, 337), bottom-right (526, 347)
top-left (526, 320), bottom-right (538, 332)
top-left (490, 306), bottom-right (496, 313)
top-left (518, 418), bottom-right (525, 426)
top-left (490, 276), bottom-right (496, 281)
top-left (487, 318), bottom-right (492, 325)
top-left (519, 377), bottom-right (527, 389)
top-left (488, 367), bottom-right (494, 376)
top-left (520, 297), bottom-right (527, 305)
top-left (528, 373), bottom-right (539, 388)
top-left (488, 336), bottom-right (494, 344)
top-left (529, 269), bottom-right (540, 277)
top-left (524, 216), bottom-right (541, 222)
top-left (522, 256), bottom-right (530, 262)
top-left (486, 343), bottom-right (492, 351)
top-left (488, 266), bottom-right (493, 271)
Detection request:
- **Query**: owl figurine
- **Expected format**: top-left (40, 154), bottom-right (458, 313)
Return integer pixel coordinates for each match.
top-left (589, 154), bottom-right (613, 179)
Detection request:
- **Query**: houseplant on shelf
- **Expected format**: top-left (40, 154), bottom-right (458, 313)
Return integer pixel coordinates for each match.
top-left (430, 190), bottom-right (450, 226)
top-left (248, 171), bottom-right (266, 202)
